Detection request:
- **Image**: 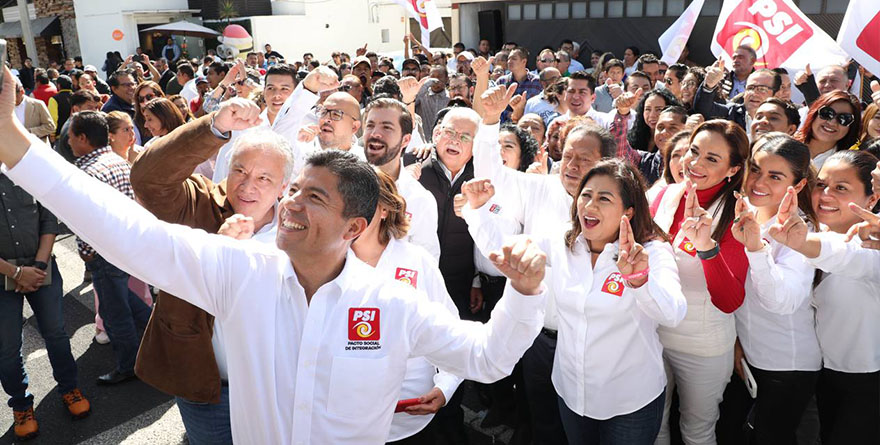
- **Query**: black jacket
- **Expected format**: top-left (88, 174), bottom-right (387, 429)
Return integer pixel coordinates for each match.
top-left (418, 157), bottom-right (476, 320)
top-left (693, 81), bottom-right (747, 130)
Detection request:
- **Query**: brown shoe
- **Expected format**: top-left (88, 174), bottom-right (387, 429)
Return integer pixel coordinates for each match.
top-left (62, 388), bottom-right (91, 419)
top-left (13, 407), bottom-right (39, 440)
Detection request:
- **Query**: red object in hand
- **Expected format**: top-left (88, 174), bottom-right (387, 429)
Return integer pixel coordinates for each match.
top-left (395, 398), bottom-right (421, 413)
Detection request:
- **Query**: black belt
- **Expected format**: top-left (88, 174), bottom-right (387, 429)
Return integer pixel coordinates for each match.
top-left (478, 273), bottom-right (506, 284)
top-left (541, 328), bottom-right (558, 339)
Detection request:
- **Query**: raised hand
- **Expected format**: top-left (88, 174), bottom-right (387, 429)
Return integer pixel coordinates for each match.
top-left (218, 214), bottom-right (255, 240)
top-left (489, 236), bottom-right (547, 296)
top-left (471, 56), bottom-right (490, 79)
top-left (794, 64), bottom-right (812, 86)
top-left (213, 98), bottom-right (263, 133)
top-left (526, 145), bottom-right (548, 175)
top-left (685, 113), bottom-right (705, 131)
top-left (614, 87), bottom-right (643, 115)
top-left (403, 387), bottom-right (446, 415)
top-left (460, 178), bottom-right (496, 210)
top-left (356, 43), bottom-right (368, 57)
top-left (616, 215), bottom-right (649, 288)
top-left (704, 58), bottom-right (726, 89)
top-left (297, 124), bottom-right (319, 143)
top-left (303, 66), bottom-right (340, 95)
top-left (845, 202), bottom-right (880, 250)
top-left (479, 84), bottom-right (517, 124)
top-left (681, 181), bottom-right (715, 251)
top-left (871, 80), bottom-right (880, 109)
top-left (768, 187), bottom-right (808, 251)
top-left (399, 76), bottom-right (430, 104)
top-left (509, 91), bottom-right (527, 113)
top-left (606, 78), bottom-right (623, 99)
top-left (731, 191), bottom-right (763, 251)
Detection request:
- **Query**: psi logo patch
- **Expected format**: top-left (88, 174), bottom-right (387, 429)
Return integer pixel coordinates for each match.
top-left (678, 238), bottom-right (697, 257)
top-left (395, 268), bottom-right (419, 288)
top-left (348, 308), bottom-right (380, 341)
top-left (489, 203), bottom-right (502, 214)
top-left (601, 273), bottom-right (625, 297)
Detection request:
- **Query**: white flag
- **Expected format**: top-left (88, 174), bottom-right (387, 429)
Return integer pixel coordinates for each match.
top-left (394, 0), bottom-right (444, 49)
top-left (711, 0), bottom-right (848, 72)
top-left (837, 0), bottom-right (880, 78)
top-left (659, 0), bottom-right (705, 65)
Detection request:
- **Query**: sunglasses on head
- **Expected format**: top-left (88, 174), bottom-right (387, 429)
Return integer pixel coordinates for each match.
top-left (817, 106), bottom-right (855, 127)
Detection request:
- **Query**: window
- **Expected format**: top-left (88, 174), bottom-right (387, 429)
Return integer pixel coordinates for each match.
top-left (702, 0), bottom-right (722, 16)
top-left (539, 3), bottom-right (553, 19)
top-left (667, 0), bottom-right (684, 15)
top-left (573, 2), bottom-right (588, 18)
top-left (608, 0), bottom-right (624, 17)
top-left (508, 4), bottom-right (521, 20)
top-left (797, 0), bottom-right (821, 14)
top-left (646, 0), bottom-right (663, 16)
top-left (523, 3), bottom-right (537, 20)
top-left (589, 1), bottom-right (604, 17)
top-left (825, 1), bottom-right (847, 13)
top-left (627, 0), bottom-right (643, 17)
top-left (555, 2), bottom-right (570, 19)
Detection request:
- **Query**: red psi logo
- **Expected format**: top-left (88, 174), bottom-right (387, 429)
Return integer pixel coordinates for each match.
top-left (348, 308), bottom-right (380, 341)
top-left (395, 268), bottom-right (419, 288)
top-left (715, 0), bottom-right (813, 68)
top-left (601, 272), bottom-right (625, 297)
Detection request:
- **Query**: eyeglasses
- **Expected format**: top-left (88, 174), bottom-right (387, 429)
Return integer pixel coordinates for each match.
top-left (664, 78), bottom-right (675, 85)
top-left (539, 58), bottom-right (557, 63)
top-left (745, 85), bottom-right (773, 94)
top-left (316, 106), bottom-right (354, 122)
top-left (817, 106), bottom-right (855, 127)
top-left (138, 93), bottom-right (157, 103)
top-left (438, 127), bottom-right (474, 144)
top-left (118, 82), bottom-right (136, 88)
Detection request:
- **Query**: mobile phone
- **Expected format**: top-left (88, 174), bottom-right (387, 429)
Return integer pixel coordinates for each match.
top-left (394, 398), bottom-right (421, 413)
top-left (0, 39), bottom-right (7, 93)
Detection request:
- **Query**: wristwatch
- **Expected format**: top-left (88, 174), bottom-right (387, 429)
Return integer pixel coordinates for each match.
top-left (33, 261), bottom-right (48, 271)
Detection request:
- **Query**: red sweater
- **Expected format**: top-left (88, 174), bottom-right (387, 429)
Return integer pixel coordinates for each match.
top-left (651, 182), bottom-right (748, 313)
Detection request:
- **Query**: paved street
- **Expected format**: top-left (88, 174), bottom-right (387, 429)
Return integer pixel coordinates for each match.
top-left (0, 235), bottom-right (517, 444)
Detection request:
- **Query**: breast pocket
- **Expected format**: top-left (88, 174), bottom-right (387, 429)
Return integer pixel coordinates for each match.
top-left (327, 355), bottom-right (395, 417)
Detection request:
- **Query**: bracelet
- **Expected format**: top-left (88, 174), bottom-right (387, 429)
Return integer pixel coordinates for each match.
top-left (697, 244), bottom-right (720, 260)
top-left (12, 266), bottom-right (22, 281)
top-left (621, 267), bottom-right (649, 282)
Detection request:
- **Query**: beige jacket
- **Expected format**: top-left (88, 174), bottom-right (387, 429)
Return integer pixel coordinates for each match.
top-left (21, 96), bottom-right (56, 142)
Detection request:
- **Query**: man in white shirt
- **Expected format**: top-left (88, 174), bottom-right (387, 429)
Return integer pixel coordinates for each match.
top-left (0, 64), bottom-right (547, 445)
top-left (363, 98), bottom-right (441, 260)
top-left (293, 92), bottom-right (365, 179)
top-left (548, 71), bottom-right (634, 132)
top-left (177, 63), bottom-right (199, 104)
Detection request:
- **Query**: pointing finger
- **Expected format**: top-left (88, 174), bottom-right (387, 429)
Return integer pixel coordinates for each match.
top-left (848, 202), bottom-right (880, 223)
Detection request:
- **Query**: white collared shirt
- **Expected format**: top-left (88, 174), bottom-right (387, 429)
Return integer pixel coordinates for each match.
top-left (395, 160), bottom-right (441, 261)
top-left (180, 79), bottom-right (199, 104)
top-left (808, 232), bottom-right (880, 373)
top-left (463, 202), bottom-right (686, 419)
top-left (735, 219), bottom-right (821, 372)
top-left (6, 141), bottom-right (546, 445)
top-left (14, 99), bottom-right (26, 126)
top-left (375, 238), bottom-right (463, 441)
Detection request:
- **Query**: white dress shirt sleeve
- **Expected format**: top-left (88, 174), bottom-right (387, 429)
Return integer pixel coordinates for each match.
top-left (268, 83), bottom-right (320, 144)
top-left (4, 140), bottom-right (245, 319)
top-left (407, 282), bottom-right (546, 383)
top-left (807, 232), bottom-right (880, 281)
top-left (627, 241), bottom-right (687, 327)
top-left (406, 189), bottom-right (441, 261)
top-left (744, 242), bottom-right (815, 315)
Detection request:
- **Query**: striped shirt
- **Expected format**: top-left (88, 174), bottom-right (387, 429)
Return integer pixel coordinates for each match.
top-left (74, 146), bottom-right (134, 257)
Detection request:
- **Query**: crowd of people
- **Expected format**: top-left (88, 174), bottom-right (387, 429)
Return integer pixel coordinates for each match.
top-left (2, 29), bottom-right (880, 445)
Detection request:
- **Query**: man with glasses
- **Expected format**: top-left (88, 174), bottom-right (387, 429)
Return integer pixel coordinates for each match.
top-left (294, 92), bottom-right (364, 179)
top-left (533, 49), bottom-right (557, 76)
top-left (496, 47), bottom-right (543, 123)
top-left (696, 66), bottom-right (780, 135)
top-left (414, 65), bottom-right (450, 140)
top-left (101, 70), bottom-right (136, 117)
top-left (525, 67), bottom-right (562, 126)
top-left (447, 73), bottom-right (473, 103)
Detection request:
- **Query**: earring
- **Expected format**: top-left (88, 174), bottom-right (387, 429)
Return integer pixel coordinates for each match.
top-left (727, 176), bottom-right (731, 182)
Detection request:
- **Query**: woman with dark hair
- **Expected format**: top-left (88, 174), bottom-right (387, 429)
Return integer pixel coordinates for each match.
top-left (796, 91), bottom-right (862, 169)
top-left (650, 120), bottom-right (750, 445)
top-left (461, 159), bottom-right (686, 444)
top-left (134, 81), bottom-right (166, 142)
top-left (499, 123), bottom-right (538, 172)
top-left (728, 133), bottom-right (821, 444)
top-left (168, 94), bottom-right (196, 122)
top-left (350, 170), bottom-right (461, 444)
top-left (627, 89), bottom-right (681, 153)
top-left (859, 103), bottom-right (879, 144)
top-left (772, 149), bottom-right (880, 445)
top-left (141, 98), bottom-right (185, 149)
top-left (680, 67), bottom-right (705, 110)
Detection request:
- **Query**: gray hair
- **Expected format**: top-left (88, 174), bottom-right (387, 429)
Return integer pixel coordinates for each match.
top-left (228, 129), bottom-right (295, 182)
top-left (439, 106), bottom-right (480, 129)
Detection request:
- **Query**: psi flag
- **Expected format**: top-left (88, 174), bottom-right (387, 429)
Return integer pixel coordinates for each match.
top-left (394, 0), bottom-right (444, 49)
top-left (837, 0), bottom-right (880, 78)
top-left (711, 0), bottom-right (848, 72)
top-left (659, 0), bottom-right (705, 65)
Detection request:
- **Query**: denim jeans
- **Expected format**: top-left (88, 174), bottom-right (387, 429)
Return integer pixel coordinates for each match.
top-left (558, 390), bottom-right (665, 445)
top-left (0, 258), bottom-right (78, 411)
top-left (176, 385), bottom-right (233, 445)
top-left (85, 255), bottom-right (152, 373)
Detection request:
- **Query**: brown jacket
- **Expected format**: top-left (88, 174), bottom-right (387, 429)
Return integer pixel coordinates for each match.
top-left (130, 114), bottom-right (232, 403)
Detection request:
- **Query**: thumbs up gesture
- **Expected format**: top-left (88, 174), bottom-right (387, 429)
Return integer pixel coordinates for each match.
top-left (705, 58), bottom-right (726, 89)
top-left (870, 80), bottom-right (880, 106)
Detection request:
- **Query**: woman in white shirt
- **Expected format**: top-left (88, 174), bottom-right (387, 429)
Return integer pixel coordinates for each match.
top-left (770, 149), bottom-right (880, 444)
top-left (729, 133), bottom-right (821, 443)
top-left (350, 170), bottom-right (462, 445)
top-left (463, 159), bottom-right (687, 444)
top-left (795, 91), bottom-right (861, 170)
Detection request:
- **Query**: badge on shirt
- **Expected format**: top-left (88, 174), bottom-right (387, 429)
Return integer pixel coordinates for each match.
top-left (489, 203), bottom-right (502, 214)
top-left (395, 268), bottom-right (419, 288)
top-left (348, 308), bottom-right (381, 341)
top-left (601, 272), bottom-right (625, 297)
top-left (678, 238), bottom-right (697, 257)
top-left (405, 211), bottom-right (413, 222)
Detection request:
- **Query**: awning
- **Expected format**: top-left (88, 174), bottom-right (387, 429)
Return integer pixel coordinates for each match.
top-left (0, 16), bottom-right (61, 39)
top-left (141, 20), bottom-right (220, 38)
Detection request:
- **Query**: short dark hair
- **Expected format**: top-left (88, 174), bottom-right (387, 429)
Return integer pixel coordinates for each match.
top-left (626, 46), bottom-right (641, 56)
top-left (71, 90), bottom-right (101, 108)
top-left (636, 54), bottom-right (660, 71)
top-left (666, 63), bottom-right (688, 82)
top-left (568, 70), bottom-right (597, 93)
top-left (771, 67), bottom-right (789, 77)
top-left (69, 111), bottom-right (109, 148)
top-left (265, 64), bottom-right (297, 84)
top-left (453, 42), bottom-right (465, 50)
top-left (372, 76), bottom-right (402, 101)
top-left (56, 75), bottom-right (73, 90)
top-left (602, 58), bottom-right (624, 72)
top-left (176, 63), bottom-right (195, 79)
top-left (510, 46), bottom-right (529, 60)
top-left (107, 69), bottom-right (133, 88)
top-left (761, 97), bottom-right (801, 127)
top-left (35, 70), bottom-right (49, 85)
top-left (304, 150), bottom-right (379, 221)
top-left (753, 68), bottom-right (782, 93)
top-left (736, 44), bottom-right (758, 60)
top-left (626, 70), bottom-right (652, 87)
top-left (209, 61), bottom-right (229, 77)
top-left (364, 98), bottom-right (414, 137)
top-left (500, 123), bottom-right (539, 172)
